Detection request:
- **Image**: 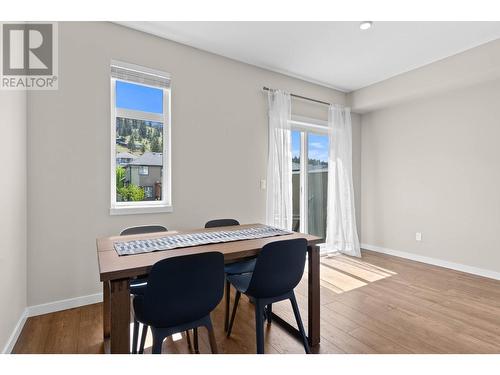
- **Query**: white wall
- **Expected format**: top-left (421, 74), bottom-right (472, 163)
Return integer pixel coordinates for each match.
top-left (361, 77), bottom-right (500, 274)
top-left (0, 90), bottom-right (27, 351)
top-left (27, 22), bottom-right (357, 306)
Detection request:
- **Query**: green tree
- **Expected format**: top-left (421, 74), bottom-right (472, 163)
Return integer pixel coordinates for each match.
top-left (116, 118), bottom-right (124, 137)
top-left (128, 137), bottom-right (135, 151)
top-left (128, 185), bottom-right (145, 201)
top-left (117, 186), bottom-right (128, 201)
top-left (116, 166), bottom-right (126, 189)
top-left (150, 137), bottom-right (161, 152)
top-left (139, 122), bottom-right (147, 138)
top-left (117, 184), bottom-right (145, 202)
top-left (125, 122), bottom-right (132, 136)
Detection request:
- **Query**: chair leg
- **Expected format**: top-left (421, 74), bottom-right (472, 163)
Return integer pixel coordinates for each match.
top-left (151, 330), bottom-right (164, 354)
top-left (265, 304), bottom-right (273, 324)
top-left (254, 300), bottom-right (265, 354)
top-left (132, 319), bottom-right (139, 354)
top-left (226, 290), bottom-right (241, 337)
top-left (138, 324), bottom-right (148, 354)
top-left (193, 328), bottom-right (199, 354)
top-left (185, 330), bottom-right (193, 352)
top-left (206, 321), bottom-right (219, 354)
top-left (224, 280), bottom-right (230, 332)
top-left (289, 292), bottom-right (311, 354)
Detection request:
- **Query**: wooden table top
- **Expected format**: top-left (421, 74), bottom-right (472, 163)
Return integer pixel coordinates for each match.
top-left (96, 224), bottom-right (322, 282)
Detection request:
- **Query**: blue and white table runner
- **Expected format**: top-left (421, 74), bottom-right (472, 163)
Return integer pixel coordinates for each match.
top-left (113, 225), bottom-right (291, 256)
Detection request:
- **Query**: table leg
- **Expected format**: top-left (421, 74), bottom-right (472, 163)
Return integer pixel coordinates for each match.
top-left (307, 244), bottom-right (320, 346)
top-left (103, 281), bottom-right (111, 339)
top-left (110, 279), bottom-right (130, 354)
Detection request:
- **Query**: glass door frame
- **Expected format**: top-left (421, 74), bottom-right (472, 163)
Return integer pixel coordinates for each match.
top-left (289, 115), bottom-right (329, 235)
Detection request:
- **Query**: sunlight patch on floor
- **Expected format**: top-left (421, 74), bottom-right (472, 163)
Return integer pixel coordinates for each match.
top-left (306, 253), bottom-right (397, 294)
top-left (172, 332), bottom-right (183, 341)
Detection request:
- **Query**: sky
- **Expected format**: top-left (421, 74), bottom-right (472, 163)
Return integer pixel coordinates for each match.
top-left (116, 80), bottom-right (163, 114)
top-left (292, 131), bottom-right (329, 162)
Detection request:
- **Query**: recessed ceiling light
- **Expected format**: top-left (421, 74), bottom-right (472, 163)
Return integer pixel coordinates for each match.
top-left (359, 21), bottom-right (373, 30)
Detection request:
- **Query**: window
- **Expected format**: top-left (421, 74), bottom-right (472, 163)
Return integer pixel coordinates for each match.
top-left (290, 116), bottom-right (329, 240)
top-left (143, 186), bottom-right (154, 199)
top-left (110, 61), bottom-right (172, 215)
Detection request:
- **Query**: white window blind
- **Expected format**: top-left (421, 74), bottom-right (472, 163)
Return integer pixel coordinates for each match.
top-left (111, 64), bottom-right (171, 89)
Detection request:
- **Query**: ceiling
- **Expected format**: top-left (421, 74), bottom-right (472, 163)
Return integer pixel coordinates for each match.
top-left (119, 21), bottom-right (500, 92)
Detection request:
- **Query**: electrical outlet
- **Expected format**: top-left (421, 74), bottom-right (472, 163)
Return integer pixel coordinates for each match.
top-left (416, 232), bottom-right (422, 241)
top-left (260, 179), bottom-right (266, 190)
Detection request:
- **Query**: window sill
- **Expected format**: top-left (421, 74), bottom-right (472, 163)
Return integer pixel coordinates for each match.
top-left (109, 205), bottom-right (173, 216)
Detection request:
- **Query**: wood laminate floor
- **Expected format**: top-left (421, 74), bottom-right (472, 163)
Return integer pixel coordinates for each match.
top-left (12, 250), bottom-right (500, 354)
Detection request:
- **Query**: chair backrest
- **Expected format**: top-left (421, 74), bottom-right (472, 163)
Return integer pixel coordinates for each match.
top-left (120, 225), bottom-right (167, 236)
top-left (246, 238), bottom-right (307, 299)
top-left (141, 252), bottom-right (225, 327)
top-left (204, 219), bottom-right (240, 228)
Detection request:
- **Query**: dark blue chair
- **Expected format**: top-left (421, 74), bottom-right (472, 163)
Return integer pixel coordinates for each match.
top-left (119, 225), bottom-right (194, 354)
top-left (226, 238), bottom-right (311, 354)
top-left (204, 219), bottom-right (257, 331)
top-left (204, 219), bottom-right (240, 229)
top-left (133, 252), bottom-right (225, 354)
top-left (120, 225), bottom-right (169, 236)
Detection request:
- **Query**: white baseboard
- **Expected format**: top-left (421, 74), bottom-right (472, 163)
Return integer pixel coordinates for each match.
top-left (27, 292), bottom-right (103, 318)
top-left (361, 243), bottom-right (500, 281)
top-left (2, 308), bottom-right (28, 354)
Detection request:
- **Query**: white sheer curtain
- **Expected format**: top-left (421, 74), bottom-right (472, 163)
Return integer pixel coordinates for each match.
top-left (325, 104), bottom-right (361, 257)
top-left (266, 90), bottom-right (293, 230)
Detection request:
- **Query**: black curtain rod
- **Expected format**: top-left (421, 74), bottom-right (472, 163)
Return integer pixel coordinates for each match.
top-left (262, 86), bottom-right (331, 107)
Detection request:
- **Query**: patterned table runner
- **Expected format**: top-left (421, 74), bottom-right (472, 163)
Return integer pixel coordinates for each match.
top-left (113, 225), bottom-right (291, 256)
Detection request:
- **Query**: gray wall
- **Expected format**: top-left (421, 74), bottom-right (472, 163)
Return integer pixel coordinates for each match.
top-left (350, 38), bottom-right (500, 113)
top-left (361, 77), bottom-right (500, 273)
top-left (0, 90), bottom-right (27, 351)
top-left (27, 22), bottom-right (357, 306)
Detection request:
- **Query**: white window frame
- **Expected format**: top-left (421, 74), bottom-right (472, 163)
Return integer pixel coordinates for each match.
top-left (290, 115), bottom-right (328, 242)
top-left (110, 63), bottom-right (172, 215)
top-left (138, 166), bottom-right (149, 176)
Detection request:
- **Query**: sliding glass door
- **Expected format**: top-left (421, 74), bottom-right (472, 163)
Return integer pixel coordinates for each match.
top-left (292, 131), bottom-right (302, 232)
top-left (307, 133), bottom-right (329, 239)
top-left (292, 127), bottom-right (329, 240)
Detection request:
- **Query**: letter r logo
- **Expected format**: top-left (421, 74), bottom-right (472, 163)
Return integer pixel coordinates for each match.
top-left (2, 23), bottom-right (53, 75)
